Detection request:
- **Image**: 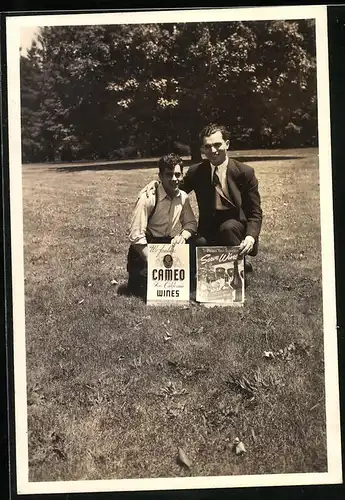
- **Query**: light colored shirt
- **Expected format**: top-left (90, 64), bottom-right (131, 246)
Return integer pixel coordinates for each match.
top-left (129, 183), bottom-right (197, 245)
top-left (210, 158), bottom-right (232, 210)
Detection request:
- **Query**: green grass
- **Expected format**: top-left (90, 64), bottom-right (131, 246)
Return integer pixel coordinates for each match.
top-left (23, 150), bottom-right (326, 481)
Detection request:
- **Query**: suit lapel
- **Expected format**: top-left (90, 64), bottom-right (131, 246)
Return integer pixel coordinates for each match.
top-left (226, 158), bottom-right (242, 209)
top-left (202, 161), bottom-right (215, 207)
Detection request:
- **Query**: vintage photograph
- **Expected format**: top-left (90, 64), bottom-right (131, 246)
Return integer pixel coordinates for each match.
top-left (6, 6), bottom-right (342, 495)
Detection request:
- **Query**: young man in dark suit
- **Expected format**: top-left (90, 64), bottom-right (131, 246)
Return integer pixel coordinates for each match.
top-left (182, 123), bottom-right (262, 259)
top-left (143, 124), bottom-right (262, 281)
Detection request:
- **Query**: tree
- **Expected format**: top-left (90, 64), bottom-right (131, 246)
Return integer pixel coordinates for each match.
top-left (20, 42), bottom-right (46, 162)
top-left (21, 20), bottom-right (317, 163)
top-left (103, 20), bottom-right (317, 155)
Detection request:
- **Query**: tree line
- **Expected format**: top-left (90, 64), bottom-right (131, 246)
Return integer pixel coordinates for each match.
top-left (20, 20), bottom-right (317, 163)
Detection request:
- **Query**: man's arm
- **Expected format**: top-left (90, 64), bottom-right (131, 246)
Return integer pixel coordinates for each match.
top-left (238, 168), bottom-right (262, 255)
top-left (138, 180), bottom-right (159, 198)
top-left (128, 193), bottom-right (152, 261)
top-left (179, 164), bottom-right (194, 194)
top-left (177, 193), bottom-right (197, 242)
top-left (241, 168), bottom-right (262, 238)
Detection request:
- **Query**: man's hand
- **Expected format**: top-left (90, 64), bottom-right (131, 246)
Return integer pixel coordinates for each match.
top-left (171, 235), bottom-right (186, 246)
top-left (138, 180), bottom-right (159, 198)
top-left (239, 235), bottom-right (255, 256)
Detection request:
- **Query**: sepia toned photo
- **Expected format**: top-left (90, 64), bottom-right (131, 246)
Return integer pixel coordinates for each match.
top-left (6, 6), bottom-right (342, 495)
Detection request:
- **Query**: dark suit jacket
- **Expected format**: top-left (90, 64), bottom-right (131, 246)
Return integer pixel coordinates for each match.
top-left (181, 157), bottom-right (262, 251)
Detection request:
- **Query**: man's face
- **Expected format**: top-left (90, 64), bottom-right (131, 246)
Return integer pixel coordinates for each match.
top-left (159, 164), bottom-right (182, 197)
top-left (201, 130), bottom-right (229, 166)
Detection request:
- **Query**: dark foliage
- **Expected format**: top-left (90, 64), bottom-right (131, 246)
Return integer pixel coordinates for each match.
top-left (20, 21), bottom-right (317, 163)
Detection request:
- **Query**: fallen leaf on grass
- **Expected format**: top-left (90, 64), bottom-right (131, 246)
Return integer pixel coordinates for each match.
top-left (111, 279), bottom-right (118, 285)
top-left (77, 299), bottom-right (84, 305)
top-left (263, 343), bottom-right (298, 361)
top-left (160, 381), bottom-right (187, 397)
top-left (233, 437), bottom-right (246, 455)
top-left (177, 447), bottom-right (192, 469)
top-left (164, 331), bottom-right (172, 342)
top-left (130, 355), bottom-right (143, 368)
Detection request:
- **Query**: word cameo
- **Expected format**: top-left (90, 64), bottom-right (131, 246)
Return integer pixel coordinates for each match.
top-left (152, 269), bottom-right (185, 281)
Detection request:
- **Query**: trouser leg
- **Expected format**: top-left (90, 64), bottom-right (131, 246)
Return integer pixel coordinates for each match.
top-left (126, 245), bottom-right (147, 296)
top-left (127, 236), bottom-right (172, 296)
top-left (217, 219), bottom-right (245, 246)
top-left (196, 220), bottom-right (245, 247)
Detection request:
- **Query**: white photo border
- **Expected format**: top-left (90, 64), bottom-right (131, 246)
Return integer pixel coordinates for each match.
top-left (6, 5), bottom-right (342, 495)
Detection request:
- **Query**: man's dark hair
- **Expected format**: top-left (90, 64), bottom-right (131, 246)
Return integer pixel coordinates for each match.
top-left (198, 123), bottom-right (230, 144)
top-left (158, 153), bottom-right (183, 175)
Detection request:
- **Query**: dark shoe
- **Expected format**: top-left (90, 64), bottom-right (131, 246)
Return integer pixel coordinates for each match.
top-left (244, 261), bottom-right (253, 273)
top-left (127, 274), bottom-right (146, 297)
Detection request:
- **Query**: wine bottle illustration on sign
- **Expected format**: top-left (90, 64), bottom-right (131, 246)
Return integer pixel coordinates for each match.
top-left (230, 259), bottom-right (243, 302)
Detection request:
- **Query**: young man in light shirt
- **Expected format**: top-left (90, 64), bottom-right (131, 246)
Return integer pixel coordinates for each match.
top-left (127, 153), bottom-right (197, 295)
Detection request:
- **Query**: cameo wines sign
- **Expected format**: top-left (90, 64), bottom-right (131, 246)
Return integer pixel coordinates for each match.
top-left (147, 243), bottom-right (190, 305)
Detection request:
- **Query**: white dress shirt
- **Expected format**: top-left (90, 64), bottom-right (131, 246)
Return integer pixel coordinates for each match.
top-left (129, 183), bottom-right (197, 245)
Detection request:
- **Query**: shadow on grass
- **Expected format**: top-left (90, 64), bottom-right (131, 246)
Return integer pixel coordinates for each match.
top-left (54, 155), bottom-right (307, 172)
top-left (117, 282), bottom-right (146, 301)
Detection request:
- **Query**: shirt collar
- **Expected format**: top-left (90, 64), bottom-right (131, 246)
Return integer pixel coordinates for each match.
top-left (210, 157), bottom-right (229, 172)
top-left (157, 182), bottom-right (181, 201)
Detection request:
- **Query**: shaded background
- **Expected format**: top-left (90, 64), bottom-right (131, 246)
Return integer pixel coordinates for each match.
top-left (20, 20), bottom-right (317, 164)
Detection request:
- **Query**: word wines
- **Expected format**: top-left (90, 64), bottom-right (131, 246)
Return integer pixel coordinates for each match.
top-left (156, 289), bottom-right (180, 297)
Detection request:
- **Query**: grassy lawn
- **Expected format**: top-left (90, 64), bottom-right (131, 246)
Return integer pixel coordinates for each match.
top-left (22, 149), bottom-right (326, 481)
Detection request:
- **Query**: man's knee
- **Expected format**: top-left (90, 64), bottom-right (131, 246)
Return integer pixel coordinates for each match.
top-left (195, 235), bottom-right (209, 246)
top-left (218, 219), bottom-right (245, 246)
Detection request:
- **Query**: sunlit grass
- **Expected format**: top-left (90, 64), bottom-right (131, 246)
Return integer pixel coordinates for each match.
top-left (23, 150), bottom-right (327, 481)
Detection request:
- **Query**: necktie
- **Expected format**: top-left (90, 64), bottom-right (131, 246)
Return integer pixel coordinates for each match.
top-left (212, 166), bottom-right (220, 187)
top-left (212, 166), bottom-right (231, 208)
